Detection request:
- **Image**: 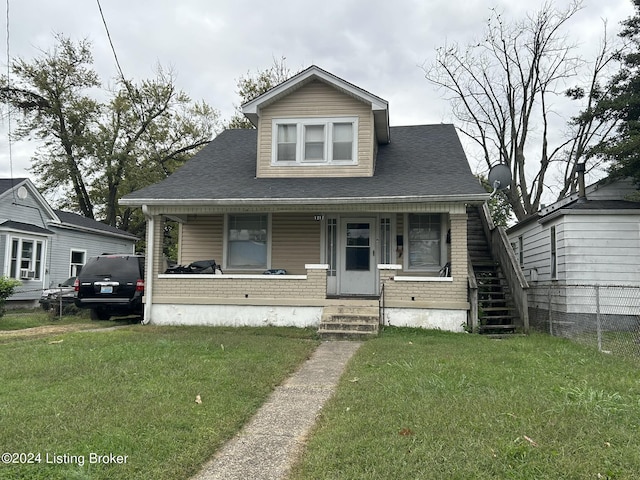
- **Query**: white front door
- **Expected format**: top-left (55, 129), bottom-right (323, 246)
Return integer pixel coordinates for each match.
top-left (339, 218), bottom-right (377, 295)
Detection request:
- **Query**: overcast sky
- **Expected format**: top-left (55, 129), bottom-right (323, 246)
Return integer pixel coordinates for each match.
top-left (0, 0), bottom-right (635, 189)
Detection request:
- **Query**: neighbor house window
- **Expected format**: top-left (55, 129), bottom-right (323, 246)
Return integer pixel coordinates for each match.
top-left (406, 214), bottom-right (443, 270)
top-left (518, 236), bottom-right (524, 266)
top-left (227, 214), bottom-right (269, 269)
top-left (70, 250), bottom-right (86, 277)
top-left (550, 226), bottom-right (557, 279)
top-left (273, 117), bottom-right (357, 165)
top-left (10, 237), bottom-right (44, 280)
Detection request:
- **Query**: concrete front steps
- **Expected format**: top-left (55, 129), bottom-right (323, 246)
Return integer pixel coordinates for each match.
top-left (318, 304), bottom-right (380, 340)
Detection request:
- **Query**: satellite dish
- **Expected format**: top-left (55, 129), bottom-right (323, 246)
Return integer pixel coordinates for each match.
top-left (17, 186), bottom-right (28, 200)
top-left (488, 164), bottom-right (511, 196)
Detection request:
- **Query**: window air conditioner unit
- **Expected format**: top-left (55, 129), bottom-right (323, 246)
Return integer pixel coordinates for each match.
top-left (20, 269), bottom-right (36, 279)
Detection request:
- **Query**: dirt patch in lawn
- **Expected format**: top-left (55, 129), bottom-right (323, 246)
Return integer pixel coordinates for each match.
top-left (0, 323), bottom-right (131, 339)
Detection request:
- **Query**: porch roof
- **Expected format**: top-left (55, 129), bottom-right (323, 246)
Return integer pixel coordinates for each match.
top-left (121, 124), bottom-right (488, 207)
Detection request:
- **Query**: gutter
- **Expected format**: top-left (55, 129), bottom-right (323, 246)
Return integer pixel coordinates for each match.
top-left (50, 222), bottom-right (138, 241)
top-left (120, 193), bottom-right (490, 207)
top-left (141, 205), bottom-right (153, 325)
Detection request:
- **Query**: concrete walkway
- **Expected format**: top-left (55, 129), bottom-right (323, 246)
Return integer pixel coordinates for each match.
top-left (191, 340), bottom-right (362, 480)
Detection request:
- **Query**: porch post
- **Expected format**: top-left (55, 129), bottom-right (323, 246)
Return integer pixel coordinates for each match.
top-left (142, 205), bottom-right (155, 325)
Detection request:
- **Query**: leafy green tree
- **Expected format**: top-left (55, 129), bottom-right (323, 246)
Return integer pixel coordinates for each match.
top-left (1, 34), bottom-right (221, 229)
top-left (588, 0), bottom-right (640, 185)
top-left (226, 57), bottom-right (295, 129)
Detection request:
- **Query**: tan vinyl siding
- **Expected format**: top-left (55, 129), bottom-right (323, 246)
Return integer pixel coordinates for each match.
top-left (179, 215), bottom-right (224, 265)
top-left (271, 213), bottom-right (320, 274)
top-left (257, 80), bottom-right (375, 178)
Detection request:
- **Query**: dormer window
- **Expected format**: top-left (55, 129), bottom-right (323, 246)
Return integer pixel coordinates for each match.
top-left (273, 117), bottom-right (357, 165)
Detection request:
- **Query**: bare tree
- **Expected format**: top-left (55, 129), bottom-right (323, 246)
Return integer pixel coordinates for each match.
top-left (424, 1), bottom-right (622, 220)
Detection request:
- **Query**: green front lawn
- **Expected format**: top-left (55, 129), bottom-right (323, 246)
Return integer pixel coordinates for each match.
top-left (0, 325), bottom-right (319, 479)
top-left (291, 329), bottom-right (640, 479)
top-left (3, 323), bottom-right (638, 480)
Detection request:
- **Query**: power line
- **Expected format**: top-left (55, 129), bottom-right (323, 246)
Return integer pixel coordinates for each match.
top-left (95, 0), bottom-right (128, 90)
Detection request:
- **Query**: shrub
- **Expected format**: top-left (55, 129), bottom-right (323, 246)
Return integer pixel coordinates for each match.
top-left (0, 277), bottom-right (22, 317)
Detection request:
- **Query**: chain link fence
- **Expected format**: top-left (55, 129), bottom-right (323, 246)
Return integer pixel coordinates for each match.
top-left (528, 283), bottom-right (640, 359)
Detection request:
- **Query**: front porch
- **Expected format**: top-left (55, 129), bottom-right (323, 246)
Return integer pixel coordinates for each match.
top-left (142, 205), bottom-right (471, 332)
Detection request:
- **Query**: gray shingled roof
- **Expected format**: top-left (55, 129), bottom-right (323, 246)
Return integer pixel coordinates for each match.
top-left (121, 124), bottom-right (487, 206)
top-left (54, 210), bottom-right (138, 239)
top-left (0, 220), bottom-right (54, 235)
top-left (563, 199), bottom-right (640, 210)
top-left (0, 178), bottom-right (28, 196)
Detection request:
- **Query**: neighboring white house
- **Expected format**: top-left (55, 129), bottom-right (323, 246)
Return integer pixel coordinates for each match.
top-left (0, 178), bottom-right (137, 308)
top-left (507, 176), bottom-right (640, 333)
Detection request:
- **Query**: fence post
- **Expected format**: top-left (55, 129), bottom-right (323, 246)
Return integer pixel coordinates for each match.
top-left (596, 285), bottom-right (602, 352)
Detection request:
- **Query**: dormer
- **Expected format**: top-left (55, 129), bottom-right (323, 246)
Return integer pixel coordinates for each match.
top-left (242, 66), bottom-right (389, 178)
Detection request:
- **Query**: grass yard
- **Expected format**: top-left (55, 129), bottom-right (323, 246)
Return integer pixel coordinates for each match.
top-left (291, 329), bottom-right (640, 480)
top-left (0, 325), bottom-right (319, 480)
top-left (0, 309), bottom-right (128, 332)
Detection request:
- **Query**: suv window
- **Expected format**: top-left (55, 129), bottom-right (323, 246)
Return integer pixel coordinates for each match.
top-left (81, 256), bottom-right (144, 279)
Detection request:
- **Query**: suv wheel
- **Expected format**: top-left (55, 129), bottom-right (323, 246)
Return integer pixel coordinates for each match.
top-left (90, 308), bottom-right (111, 321)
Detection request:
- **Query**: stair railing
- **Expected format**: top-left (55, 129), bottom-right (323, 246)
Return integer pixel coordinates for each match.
top-left (479, 203), bottom-right (530, 333)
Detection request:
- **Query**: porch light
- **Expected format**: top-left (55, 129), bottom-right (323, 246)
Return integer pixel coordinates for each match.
top-left (314, 215), bottom-right (324, 221)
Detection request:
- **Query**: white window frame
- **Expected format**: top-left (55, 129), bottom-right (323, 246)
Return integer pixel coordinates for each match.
top-left (272, 117), bottom-right (358, 166)
top-left (404, 213), bottom-right (447, 272)
top-left (9, 236), bottom-right (45, 281)
top-left (223, 213), bottom-right (271, 270)
top-left (70, 249), bottom-right (86, 277)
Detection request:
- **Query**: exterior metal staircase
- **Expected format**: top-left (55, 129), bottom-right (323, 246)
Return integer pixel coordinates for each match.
top-left (467, 205), bottom-right (527, 334)
top-left (318, 304), bottom-right (379, 340)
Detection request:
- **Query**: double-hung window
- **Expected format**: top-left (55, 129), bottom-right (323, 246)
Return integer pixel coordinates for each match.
top-left (70, 250), bottom-right (86, 277)
top-left (273, 117), bottom-right (357, 165)
top-left (406, 214), bottom-right (444, 271)
top-left (10, 237), bottom-right (44, 280)
top-left (226, 214), bottom-right (269, 269)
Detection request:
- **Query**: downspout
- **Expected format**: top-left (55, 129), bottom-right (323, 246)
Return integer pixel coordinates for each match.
top-left (141, 205), bottom-right (153, 325)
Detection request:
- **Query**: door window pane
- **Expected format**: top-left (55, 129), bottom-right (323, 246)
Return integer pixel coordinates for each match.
top-left (380, 218), bottom-right (391, 264)
top-left (346, 223), bottom-right (370, 271)
top-left (326, 219), bottom-right (337, 277)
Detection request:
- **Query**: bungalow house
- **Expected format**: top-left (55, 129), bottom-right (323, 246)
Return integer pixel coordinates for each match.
top-left (507, 175), bottom-right (640, 335)
top-left (120, 66), bottom-right (489, 332)
top-left (0, 178), bottom-right (137, 308)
